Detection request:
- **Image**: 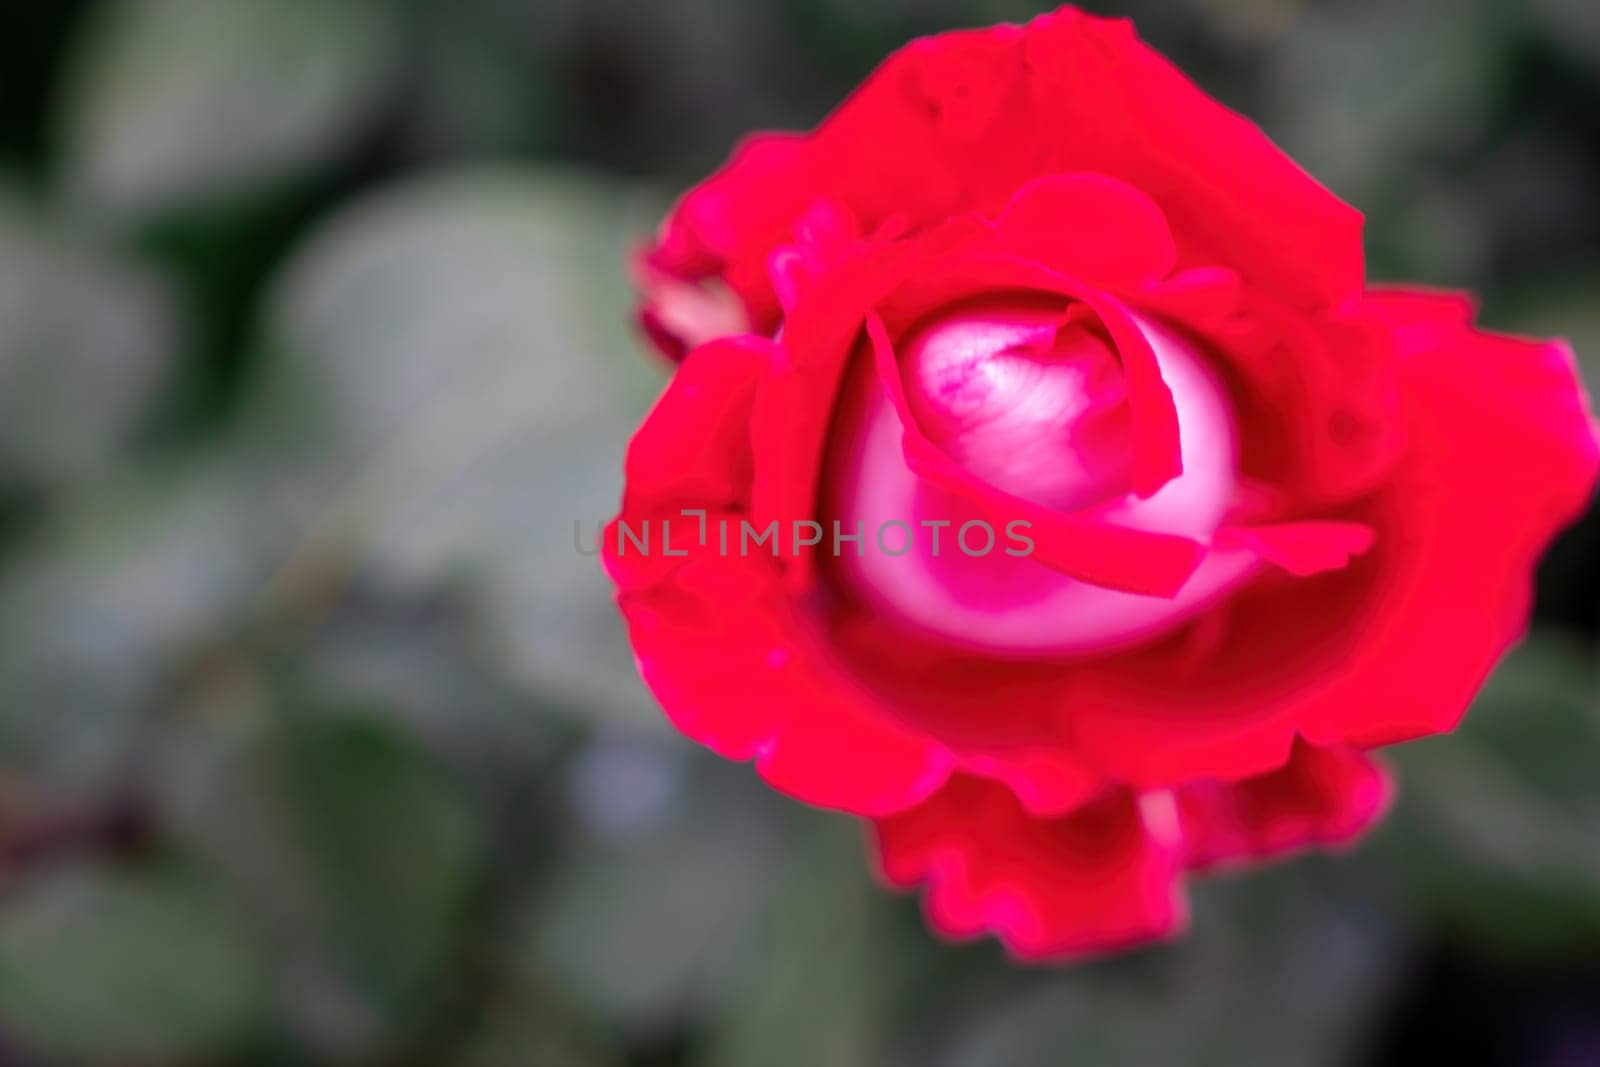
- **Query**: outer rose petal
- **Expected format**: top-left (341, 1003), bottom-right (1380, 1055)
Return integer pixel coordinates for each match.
top-left (872, 777), bottom-right (1188, 961)
top-left (607, 338), bottom-right (955, 817)
top-left (621, 334), bottom-right (776, 512)
top-left (994, 173), bottom-right (1178, 290)
top-left (1020, 11), bottom-right (1362, 309)
top-left (643, 134), bottom-right (811, 337)
top-left (1177, 740), bottom-right (1393, 870)
top-left (871, 741), bottom-right (1393, 959)
top-left (639, 6), bottom-right (1362, 354)
top-left (613, 559), bottom-right (954, 816)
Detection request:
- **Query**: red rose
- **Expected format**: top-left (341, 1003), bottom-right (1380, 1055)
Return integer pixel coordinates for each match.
top-left (606, 6), bottom-right (1600, 960)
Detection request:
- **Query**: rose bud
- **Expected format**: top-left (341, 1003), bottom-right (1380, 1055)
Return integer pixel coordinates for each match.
top-left (605, 5), bottom-right (1600, 960)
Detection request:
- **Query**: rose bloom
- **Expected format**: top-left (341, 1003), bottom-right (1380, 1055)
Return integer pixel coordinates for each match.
top-left (604, 5), bottom-right (1600, 959)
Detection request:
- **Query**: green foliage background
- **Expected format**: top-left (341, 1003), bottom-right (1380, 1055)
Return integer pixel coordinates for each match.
top-left (0, 1), bottom-right (1597, 1065)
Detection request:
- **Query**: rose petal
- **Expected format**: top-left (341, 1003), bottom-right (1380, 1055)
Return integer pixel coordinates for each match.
top-left (996, 172), bottom-right (1178, 290)
top-left (872, 777), bottom-right (1188, 961)
top-left (623, 334), bottom-right (780, 511)
top-left (1215, 521), bottom-right (1377, 577)
top-left (866, 313), bottom-right (1204, 597)
top-left (638, 8), bottom-right (1365, 355)
top-left (1177, 739), bottom-right (1394, 871)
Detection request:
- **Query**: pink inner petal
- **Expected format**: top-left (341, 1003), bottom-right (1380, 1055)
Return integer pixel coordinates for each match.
top-left (823, 298), bottom-right (1255, 656)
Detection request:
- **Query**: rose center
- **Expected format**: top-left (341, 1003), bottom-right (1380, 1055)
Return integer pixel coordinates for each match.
top-left (822, 296), bottom-right (1256, 656)
top-left (902, 298), bottom-right (1133, 513)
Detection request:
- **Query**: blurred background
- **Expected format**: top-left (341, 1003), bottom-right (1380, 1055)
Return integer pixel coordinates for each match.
top-left (0, 1), bottom-right (1597, 1064)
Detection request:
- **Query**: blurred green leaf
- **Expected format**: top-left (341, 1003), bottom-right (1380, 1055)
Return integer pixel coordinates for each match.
top-left (1265, 0), bottom-right (1501, 192)
top-left (452, 969), bottom-right (625, 1067)
top-left (514, 755), bottom-right (786, 1036)
top-left (0, 859), bottom-right (270, 1062)
top-left (1263, 0), bottom-right (1503, 287)
top-left (697, 818), bottom-right (902, 1067)
top-left (302, 585), bottom-right (561, 790)
top-left (157, 697), bottom-right (486, 1059)
top-left (252, 167), bottom-right (668, 733)
top-left (0, 460), bottom-right (272, 797)
top-left (0, 194), bottom-right (179, 486)
top-left (281, 707), bottom-right (484, 999)
top-left (55, 0), bottom-right (402, 225)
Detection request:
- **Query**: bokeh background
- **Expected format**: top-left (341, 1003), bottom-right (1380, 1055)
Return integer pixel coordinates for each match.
top-left (0, 1), bottom-right (1597, 1064)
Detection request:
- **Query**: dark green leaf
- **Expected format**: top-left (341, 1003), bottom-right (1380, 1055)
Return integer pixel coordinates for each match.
top-left (696, 818), bottom-right (903, 1067)
top-left (157, 699), bottom-right (486, 1058)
